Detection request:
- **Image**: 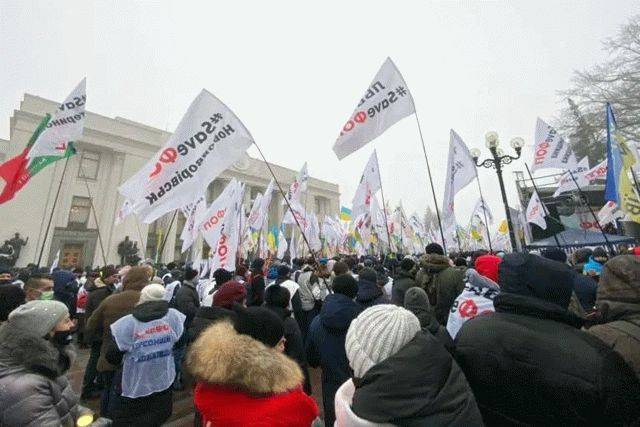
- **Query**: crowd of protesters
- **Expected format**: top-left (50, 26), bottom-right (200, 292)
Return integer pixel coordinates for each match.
top-left (0, 243), bottom-right (639, 426)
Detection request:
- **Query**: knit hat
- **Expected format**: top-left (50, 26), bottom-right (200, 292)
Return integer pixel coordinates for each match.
top-left (425, 243), bottom-right (444, 255)
top-left (139, 283), bottom-right (166, 304)
top-left (345, 305), bottom-right (421, 379)
top-left (8, 300), bottom-right (69, 337)
top-left (213, 280), bottom-right (247, 309)
top-left (332, 274), bottom-right (358, 299)
top-left (233, 306), bottom-right (284, 347)
top-left (475, 255), bottom-right (502, 283)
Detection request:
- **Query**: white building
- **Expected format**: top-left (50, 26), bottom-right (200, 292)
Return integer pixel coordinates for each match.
top-left (0, 94), bottom-right (340, 268)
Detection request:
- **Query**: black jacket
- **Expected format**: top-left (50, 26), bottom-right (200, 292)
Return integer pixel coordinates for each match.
top-left (355, 278), bottom-right (388, 309)
top-left (573, 271), bottom-right (597, 311)
top-left (391, 269), bottom-right (416, 305)
top-left (352, 331), bottom-right (482, 426)
top-left (454, 292), bottom-right (640, 426)
top-left (172, 280), bottom-right (200, 328)
top-left (404, 287), bottom-right (454, 353)
top-left (187, 306), bottom-right (237, 345)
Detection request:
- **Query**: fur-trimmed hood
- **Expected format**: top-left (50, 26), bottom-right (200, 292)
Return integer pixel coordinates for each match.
top-left (419, 253), bottom-right (452, 273)
top-left (0, 324), bottom-right (75, 380)
top-left (186, 321), bottom-right (303, 394)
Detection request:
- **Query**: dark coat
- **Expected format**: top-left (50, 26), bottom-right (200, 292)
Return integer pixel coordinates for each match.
top-left (172, 280), bottom-right (200, 328)
top-left (83, 279), bottom-right (114, 343)
top-left (247, 274), bottom-right (265, 307)
top-left (454, 291), bottom-right (640, 426)
top-left (53, 270), bottom-right (78, 318)
top-left (355, 278), bottom-right (388, 309)
top-left (306, 293), bottom-right (362, 426)
top-left (573, 271), bottom-right (598, 311)
top-left (351, 332), bottom-right (483, 426)
top-left (391, 269), bottom-right (417, 305)
top-left (0, 325), bottom-right (81, 426)
top-left (187, 305), bottom-right (237, 345)
top-left (416, 254), bottom-right (466, 325)
top-left (404, 287), bottom-right (454, 353)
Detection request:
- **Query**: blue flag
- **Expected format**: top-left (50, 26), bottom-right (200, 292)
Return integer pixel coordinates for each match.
top-left (604, 103), bottom-right (623, 203)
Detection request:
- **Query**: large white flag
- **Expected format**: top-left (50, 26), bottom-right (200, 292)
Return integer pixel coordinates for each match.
top-left (119, 90), bottom-right (253, 223)
top-left (277, 228), bottom-right (288, 259)
top-left (443, 130), bottom-right (477, 220)
top-left (253, 179), bottom-right (275, 231)
top-left (552, 157), bottom-right (590, 198)
top-left (283, 163), bottom-right (309, 205)
top-left (114, 199), bottom-right (134, 226)
top-left (28, 78), bottom-right (87, 160)
top-left (471, 198), bottom-right (494, 224)
top-left (526, 189), bottom-right (547, 230)
top-left (179, 193), bottom-right (207, 253)
top-left (200, 179), bottom-right (241, 251)
top-left (246, 193), bottom-right (263, 231)
top-left (210, 182), bottom-right (244, 273)
top-left (532, 118), bottom-right (577, 172)
top-left (333, 58), bottom-right (415, 160)
top-left (282, 201), bottom-right (308, 229)
top-left (352, 150), bottom-right (382, 218)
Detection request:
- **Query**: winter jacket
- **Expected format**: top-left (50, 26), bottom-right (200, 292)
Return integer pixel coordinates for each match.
top-left (573, 271), bottom-right (598, 311)
top-left (587, 255), bottom-right (640, 380)
top-left (53, 270), bottom-right (79, 317)
top-left (297, 269), bottom-right (330, 311)
top-left (454, 291), bottom-right (640, 426)
top-left (583, 256), bottom-right (604, 276)
top-left (446, 269), bottom-right (499, 339)
top-left (355, 278), bottom-right (388, 309)
top-left (247, 274), bottom-right (266, 306)
top-left (404, 287), bottom-right (454, 352)
top-left (416, 254), bottom-right (465, 325)
top-left (0, 325), bottom-right (83, 427)
top-left (104, 300), bottom-right (184, 426)
top-left (83, 279), bottom-right (114, 336)
top-left (187, 305), bottom-right (237, 344)
top-left (85, 284), bottom-right (146, 372)
top-left (306, 293), bottom-right (362, 426)
top-left (337, 332), bottom-right (483, 427)
top-left (391, 269), bottom-right (416, 305)
top-left (172, 280), bottom-right (200, 328)
top-left (187, 321), bottom-right (319, 426)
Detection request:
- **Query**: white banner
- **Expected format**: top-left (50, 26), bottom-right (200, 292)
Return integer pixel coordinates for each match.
top-left (277, 228), bottom-right (288, 259)
top-left (246, 192), bottom-right (263, 231)
top-left (119, 90), bottom-right (253, 223)
top-left (471, 198), bottom-right (494, 225)
top-left (526, 189), bottom-right (547, 230)
top-left (114, 199), bottom-right (134, 226)
top-left (252, 179), bottom-right (275, 232)
top-left (179, 193), bottom-right (207, 253)
top-left (210, 183), bottom-right (244, 273)
top-left (552, 157), bottom-right (590, 198)
top-left (333, 58), bottom-right (415, 160)
top-left (532, 118), bottom-right (577, 172)
top-left (283, 163), bottom-right (308, 205)
top-left (200, 179), bottom-right (241, 252)
top-left (443, 130), bottom-right (477, 221)
top-left (282, 201), bottom-right (309, 229)
top-left (582, 159), bottom-right (608, 183)
top-left (598, 201), bottom-right (621, 226)
top-left (28, 78), bottom-right (87, 159)
top-left (352, 150), bottom-right (382, 218)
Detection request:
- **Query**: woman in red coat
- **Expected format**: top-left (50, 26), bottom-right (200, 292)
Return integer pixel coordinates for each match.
top-left (186, 307), bottom-right (319, 426)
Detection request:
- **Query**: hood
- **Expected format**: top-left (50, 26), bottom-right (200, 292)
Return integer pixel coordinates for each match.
top-left (356, 279), bottom-right (383, 304)
top-left (195, 305), bottom-right (236, 322)
top-left (494, 292), bottom-right (583, 328)
top-left (395, 269), bottom-right (415, 281)
top-left (186, 321), bottom-right (303, 394)
top-left (596, 255), bottom-right (640, 321)
top-left (264, 304), bottom-right (292, 321)
top-left (52, 270), bottom-right (76, 291)
top-left (474, 255), bottom-right (502, 283)
top-left (132, 300), bottom-right (169, 322)
top-left (404, 287), bottom-right (440, 334)
top-left (419, 253), bottom-right (451, 274)
top-left (465, 269), bottom-right (500, 291)
top-left (0, 324), bottom-right (75, 380)
top-left (321, 293), bottom-right (361, 331)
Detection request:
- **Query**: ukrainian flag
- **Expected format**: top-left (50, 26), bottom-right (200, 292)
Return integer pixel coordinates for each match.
top-left (340, 206), bottom-right (352, 222)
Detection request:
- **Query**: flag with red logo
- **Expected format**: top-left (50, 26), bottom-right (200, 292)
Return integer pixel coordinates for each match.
top-left (532, 118), bottom-right (577, 172)
top-left (352, 150), bottom-right (382, 218)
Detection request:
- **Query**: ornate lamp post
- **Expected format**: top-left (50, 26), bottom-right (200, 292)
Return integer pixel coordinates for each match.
top-left (470, 132), bottom-right (524, 252)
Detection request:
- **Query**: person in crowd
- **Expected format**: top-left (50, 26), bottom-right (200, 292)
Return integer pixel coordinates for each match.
top-left (0, 268), bottom-right (13, 285)
top-left (454, 252), bottom-right (640, 426)
top-left (332, 261), bottom-right (350, 277)
top-left (188, 280), bottom-right (246, 344)
top-left (52, 269), bottom-right (79, 318)
top-left (0, 284), bottom-right (25, 326)
top-left (355, 267), bottom-right (388, 309)
top-left (454, 257), bottom-right (468, 267)
top-left (24, 273), bottom-right (54, 301)
top-left (264, 284), bottom-right (311, 394)
top-left (391, 257), bottom-right (417, 305)
top-left (273, 264), bottom-right (304, 320)
top-left (416, 243), bottom-right (466, 325)
top-left (335, 304), bottom-right (482, 426)
top-left (75, 270), bottom-right (89, 348)
top-left (306, 274), bottom-right (362, 426)
top-left (171, 266), bottom-right (200, 389)
top-left (583, 246), bottom-right (609, 279)
top-left (247, 257), bottom-right (266, 306)
top-left (0, 300), bottom-right (94, 426)
top-left (187, 307), bottom-right (319, 426)
top-left (404, 287), bottom-right (454, 351)
top-left (201, 268), bottom-right (233, 306)
top-left (543, 248), bottom-right (598, 312)
top-left (573, 248), bottom-right (593, 271)
top-left (104, 284), bottom-right (186, 426)
top-left (85, 265), bottom-right (149, 415)
top-left (586, 255), bottom-right (640, 379)
top-left (296, 259), bottom-right (331, 340)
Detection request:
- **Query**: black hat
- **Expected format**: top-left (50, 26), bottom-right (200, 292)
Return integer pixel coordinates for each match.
top-left (332, 274), bottom-right (358, 299)
top-left (251, 258), bottom-right (265, 271)
top-left (400, 257), bottom-right (415, 272)
top-left (425, 243), bottom-right (444, 255)
top-left (184, 267), bottom-right (199, 281)
top-left (359, 267), bottom-right (378, 284)
top-left (0, 285), bottom-right (25, 321)
top-left (233, 306), bottom-right (284, 347)
top-left (277, 264), bottom-right (291, 279)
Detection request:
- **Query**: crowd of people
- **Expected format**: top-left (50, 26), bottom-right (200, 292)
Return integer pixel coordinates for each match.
top-left (0, 243), bottom-right (639, 426)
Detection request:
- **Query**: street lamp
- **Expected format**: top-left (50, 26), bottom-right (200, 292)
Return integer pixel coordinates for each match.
top-left (471, 132), bottom-right (523, 252)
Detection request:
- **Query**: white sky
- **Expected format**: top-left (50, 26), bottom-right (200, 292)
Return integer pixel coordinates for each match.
top-left (1, 0), bottom-right (638, 228)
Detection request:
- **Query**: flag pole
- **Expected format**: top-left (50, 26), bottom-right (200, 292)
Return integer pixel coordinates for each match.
top-left (37, 155), bottom-right (71, 267)
top-left (374, 153), bottom-right (393, 254)
top-left (79, 164), bottom-right (108, 266)
top-left (157, 210), bottom-right (178, 264)
top-left (252, 142), bottom-right (317, 264)
top-left (475, 178), bottom-right (493, 252)
top-left (524, 164), bottom-right (562, 250)
top-left (566, 170), bottom-right (614, 255)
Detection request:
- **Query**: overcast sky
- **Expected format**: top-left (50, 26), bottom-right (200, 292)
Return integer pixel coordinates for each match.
top-left (1, 1), bottom-right (638, 228)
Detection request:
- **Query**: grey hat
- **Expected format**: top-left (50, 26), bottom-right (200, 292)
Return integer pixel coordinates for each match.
top-left (139, 283), bottom-right (166, 304)
top-left (346, 304), bottom-right (421, 379)
top-left (8, 300), bottom-right (69, 337)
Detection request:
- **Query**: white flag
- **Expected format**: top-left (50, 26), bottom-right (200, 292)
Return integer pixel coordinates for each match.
top-left (282, 201), bottom-right (308, 229)
top-left (210, 182), bottom-right (244, 273)
top-left (283, 163), bottom-right (309, 205)
top-left (532, 118), bottom-right (577, 172)
top-left (370, 196), bottom-right (389, 244)
top-left (443, 130), bottom-right (477, 219)
top-left (277, 229), bottom-right (288, 259)
top-left (552, 157), bottom-right (590, 198)
top-left (119, 90), bottom-right (253, 223)
top-left (526, 189), bottom-right (547, 230)
top-left (582, 159), bottom-right (608, 183)
top-left (598, 201), bottom-right (621, 226)
top-left (333, 58), bottom-right (415, 160)
top-left (352, 150), bottom-right (382, 218)
top-left (253, 179), bottom-right (275, 231)
top-left (114, 199), bottom-right (134, 226)
top-left (200, 179), bottom-right (241, 251)
top-left (179, 193), bottom-right (207, 253)
top-left (28, 78), bottom-right (87, 159)
top-left (471, 198), bottom-right (494, 225)
top-left (246, 193), bottom-right (263, 231)
top-left (50, 250), bottom-right (60, 273)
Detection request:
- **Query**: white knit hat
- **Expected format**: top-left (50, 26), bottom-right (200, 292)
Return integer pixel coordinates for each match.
top-left (345, 304), bottom-right (421, 379)
top-left (138, 283), bottom-right (166, 304)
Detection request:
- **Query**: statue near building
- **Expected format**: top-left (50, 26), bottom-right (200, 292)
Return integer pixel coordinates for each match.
top-left (117, 236), bottom-right (140, 265)
top-left (0, 233), bottom-right (28, 268)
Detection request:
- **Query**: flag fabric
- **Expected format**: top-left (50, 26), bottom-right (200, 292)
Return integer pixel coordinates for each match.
top-left (340, 206), bottom-right (352, 222)
top-left (332, 58), bottom-right (415, 160)
top-left (352, 150), bottom-right (382, 218)
top-left (282, 201), bottom-right (308, 229)
top-left (246, 192), bottom-right (264, 231)
top-left (50, 250), bottom-right (60, 273)
top-left (598, 201), bottom-right (620, 226)
top-left (253, 179), bottom-right (275, 231)
top-left (119, 90), bottom-right (253, 223)
top-left (471, 198), bottom-right (494, 224)
top-left (0, 114), bottom-right (76, 204)
top-left (552, 157), bottom-right (590, 198)
top-left (283, 163), bottom-right (308, 205)
top-left (28, 78), bottom-right (87, 160)
top-left (114, 199), bottom-right (135, 226)
top-left (210, 182), bottom-right (244, 273)
top-left (605, 104), bottom-right (623, 203)
top-left (532, 118), bottom-right (577, 172)
top-left (179, 193), bottom-right (207, 253)
top-left (442, 130), bottom-right (477, 230)
top-left (526, 189), bottom-right (548, 230)
top-left (200, 179), bottom-right (241, 252)
top-left (582, 159), bottom-right (607, 183)
top-left (277, 228), bottom-right (288, 259)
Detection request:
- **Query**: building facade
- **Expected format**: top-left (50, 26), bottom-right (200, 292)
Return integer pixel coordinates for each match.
top-left (0, 94), bottom-right (340, 268)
